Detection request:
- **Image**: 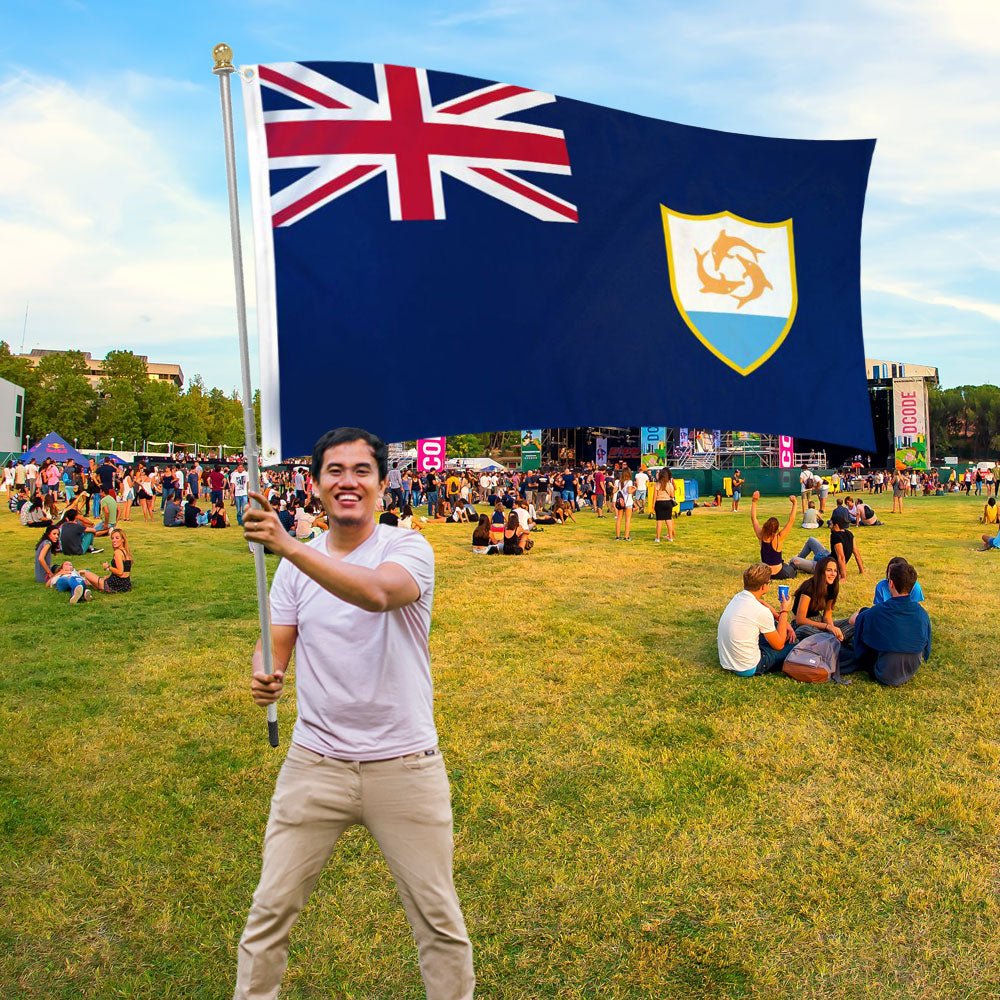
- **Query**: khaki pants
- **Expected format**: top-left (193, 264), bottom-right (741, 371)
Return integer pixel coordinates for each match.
top-left (235, 743), bottom-right (475, 1000)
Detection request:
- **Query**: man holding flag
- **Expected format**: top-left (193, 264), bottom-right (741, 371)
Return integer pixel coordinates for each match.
top-left (235, 427), bottom-right (474, 1000)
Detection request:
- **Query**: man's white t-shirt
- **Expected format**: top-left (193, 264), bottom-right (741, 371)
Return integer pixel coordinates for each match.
top-left (800, 469), bottom-right (811, 491)
top-left (634, 471), bottom-right (649, 493)
top-left (231, 470), bottom-right (249, 497)
top-left (513, 506), bottom-right (531, 531)
top-left (269, 525), bottom-right (437, 760)
top-left (717, 590), bottom-right (776, 673)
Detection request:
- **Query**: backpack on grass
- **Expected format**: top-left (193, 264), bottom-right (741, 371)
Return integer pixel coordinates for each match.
top-left (783, 632), bottom-right (846, 684)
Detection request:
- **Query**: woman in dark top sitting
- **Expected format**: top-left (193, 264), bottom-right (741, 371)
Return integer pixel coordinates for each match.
top-left (184, 493), bottom-right (201, 527)
top-left (503, 512), bottom-right (529, 555)
top-left (792, 556), bottom-right (851, 642)
top-left (81, 528), bottom-right (133, 594)
top-left (750, 492), bottom-right (829, 579)
top-left (472, 514), bottom-right (496, 553)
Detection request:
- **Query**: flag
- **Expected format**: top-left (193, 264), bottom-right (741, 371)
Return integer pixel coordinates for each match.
top-left (241, 61), bottom-right (876, 461)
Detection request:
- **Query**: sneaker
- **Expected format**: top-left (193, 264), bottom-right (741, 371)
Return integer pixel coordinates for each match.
top-left (70, 584), bottom-right (84, 605)
top-left (624, 536), bottom-right (632, 541)
top-left (83, 590), bottom-right (94, 602)
top-left (654, 538), bottom-right (661, 543)
top-left (89, 547), bottom-right (104, 554)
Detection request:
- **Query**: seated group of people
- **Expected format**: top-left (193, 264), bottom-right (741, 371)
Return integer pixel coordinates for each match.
top-left (163, 493), bottom-right (230, 529)
top-left (979, 498), bottom-right (1000, 550)
top-left (752, 493), bottom-right (866, 582)
top-left (34, 521), bottom-right (134, 603)
top-left (470, 511), bottom-right (534, 555)
top-left (718, 555), bottom-right (930, 687)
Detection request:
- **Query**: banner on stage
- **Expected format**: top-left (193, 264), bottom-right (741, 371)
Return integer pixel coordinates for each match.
top-left (417, 437), bottom-right (446, 473)
top-left (521, 430), bottom-right (542, 470)
top-left (641, 426), bottom-right (666, 467)
top-left (779, 436), bottom-right (795, 469)
top-left (595, 437), bottom-right (608, 466)
top-left (241, 61), bottom-right (876, 461)
top-left (892, 378), bottom-right (929, 469)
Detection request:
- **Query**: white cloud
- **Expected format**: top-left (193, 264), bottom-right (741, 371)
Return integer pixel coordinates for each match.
top-left (864, 278), bottom-right (1000, 325)
top-left (0, 72), bottom-right (243, 358)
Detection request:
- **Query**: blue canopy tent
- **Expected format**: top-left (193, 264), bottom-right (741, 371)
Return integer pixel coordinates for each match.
top-left (21, 432), bottom-right (92, 467)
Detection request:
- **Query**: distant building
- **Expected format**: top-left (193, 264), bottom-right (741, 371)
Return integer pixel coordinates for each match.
top-left (14, 349), bottom-right (184, 391)
top-left (0, 375), bottom-right (26, 455)
top-left (865, 358), bottom-right (938, 468)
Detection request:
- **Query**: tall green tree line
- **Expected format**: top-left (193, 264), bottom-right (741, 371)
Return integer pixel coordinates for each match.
top-left (929, 384), bottom-right (1000, 458)
top-left (0, 343), bottom-right (260, 450)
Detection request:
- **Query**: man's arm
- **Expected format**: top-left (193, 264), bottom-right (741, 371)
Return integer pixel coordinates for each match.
top-left (244, 493), bottom-right (421, 613)
top-left (250, 625), bottom-right (298, 706)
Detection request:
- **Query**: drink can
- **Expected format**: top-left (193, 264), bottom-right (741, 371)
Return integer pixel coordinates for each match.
top-left (777, 584), bottom-right (790, 603)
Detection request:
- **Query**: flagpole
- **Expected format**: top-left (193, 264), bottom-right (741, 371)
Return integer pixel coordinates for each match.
top-left (213, 43), bottom-right (279, 748)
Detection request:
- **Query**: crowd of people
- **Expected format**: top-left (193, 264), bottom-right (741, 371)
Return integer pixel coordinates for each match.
top-left (7, 450), bottom-right (997, 610)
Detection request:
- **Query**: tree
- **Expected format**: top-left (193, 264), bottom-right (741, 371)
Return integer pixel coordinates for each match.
top-left (94, 350), bottom-right (148, 447)
top-left (140, 380), bottom-right (182, 444)
top-left (100, 350), bottom-right (149, 391)
top-left (447, 433), bottom-right (488, 458)
top-left (0, 341), bottom-right (40, 441)
top-left (29, 351), bottom-right (97, 445)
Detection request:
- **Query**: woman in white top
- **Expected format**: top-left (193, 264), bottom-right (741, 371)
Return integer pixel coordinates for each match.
top-left (614, 468), bottom-right (635, 541)
top-left (120, 468), bottom-right (135, 522)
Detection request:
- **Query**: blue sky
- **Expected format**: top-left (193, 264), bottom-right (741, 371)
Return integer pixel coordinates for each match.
top-left (1, 0), bottom-right (998, 392)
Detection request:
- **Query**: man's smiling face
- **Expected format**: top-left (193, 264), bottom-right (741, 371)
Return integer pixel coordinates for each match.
top-left (315, 439), bottom-right (384, 527)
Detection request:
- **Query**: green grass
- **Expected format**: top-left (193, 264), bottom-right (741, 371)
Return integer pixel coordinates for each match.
top-left (3, 494), bottom-right (1000, 998)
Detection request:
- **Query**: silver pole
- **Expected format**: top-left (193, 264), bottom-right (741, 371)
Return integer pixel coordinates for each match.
top-left (213, 43), bottom-right (279, 748)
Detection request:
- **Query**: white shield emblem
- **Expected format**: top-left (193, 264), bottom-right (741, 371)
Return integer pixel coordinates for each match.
top-left (661, 206), bottom-right (798, 376)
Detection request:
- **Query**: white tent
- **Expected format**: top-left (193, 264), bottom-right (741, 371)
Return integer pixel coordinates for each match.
top-left (447, 456), bottom-right (507, 471)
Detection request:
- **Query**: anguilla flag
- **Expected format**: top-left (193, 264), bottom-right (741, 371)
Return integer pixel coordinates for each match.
top-left (241, 61), bottom-right (876, 461)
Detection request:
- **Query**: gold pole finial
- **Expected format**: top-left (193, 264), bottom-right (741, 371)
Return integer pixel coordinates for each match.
top-left (212, 43), bottom-right (234, 75)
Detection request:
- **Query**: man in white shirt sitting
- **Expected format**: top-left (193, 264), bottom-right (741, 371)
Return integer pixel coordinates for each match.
top-left (717, 562), bottom-right (797, 677)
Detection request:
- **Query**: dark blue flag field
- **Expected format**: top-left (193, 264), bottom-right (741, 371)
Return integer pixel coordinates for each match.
top-left (242, 61), bottom-right (876, 461)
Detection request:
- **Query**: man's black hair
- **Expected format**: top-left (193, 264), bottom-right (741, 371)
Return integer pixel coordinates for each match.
top-left (65, 509), bottom-right (78, 521)
top-left (888, 560), bottom-right (917, 595)
top-left (311, 427), bottom-right (388, 481)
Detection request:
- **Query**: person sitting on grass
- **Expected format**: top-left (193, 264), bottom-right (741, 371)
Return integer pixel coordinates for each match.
top-left (980, 521), bottom-right (1000, 552)
top-left (34, 525), bottom-right (61, 584)
top-left (830, 518), bottom-right (865, 581)
top-left (846, 496), bottom-right (880, 526)
top-left (46, 560), bottom-right (92, 604)
top-left (551, 497), bottom-right (576, 524)
top-left (163, 494), bottom-right (184, 527)
top-left (502, 511), bottom-right (532, 554)
top-left (750, 492), bottom-right (829, 579)
top-left (58, 508), bottom-right (101, 555)
top-left (792, 556), bottom-right (852, 642)
top-left (93, 485), bottom-right (118, 537)
top-left (398, 503), bottom-right (421, 531)
top-left (717, 562), bottom-right (797, 677)
top-left (844, 560), bottom-right (931, 686)
top-left (981, 497), bottom-right (999, 525)
top-left (800, 501), bottom-right (824, 529)
top-left (209, 499), bottom-right (230, 528)
top-left (873, 556), bottom-right (925, 603)
top-left (471, 513), bottom-right (499, 554)
top-left (81, 528), bottom-right (133, 595)
top-left (184, 493), bottom-right (202, 528)
top-left (379, 500), bottom-right (401, 526)
top-left (21, 498), bottom-right (51, 528)
top-left (489, 501), bottom-right (506, 542)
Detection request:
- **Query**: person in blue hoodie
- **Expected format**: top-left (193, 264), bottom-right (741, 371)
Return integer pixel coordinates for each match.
top-left (848, 560), bottom-right (931, 686)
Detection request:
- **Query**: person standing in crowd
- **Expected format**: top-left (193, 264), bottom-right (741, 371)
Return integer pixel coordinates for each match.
top-left (231, 460), bottom-right (250, 526)
top-left (387, 461), bottom-right (403, 508)
top-left (592, 466), bottom-right (606, 518)
top-left (891, 470), bottom-right (906, 514)
top-left (236, 427), bottom-right (475, 1000)
top-left (633, 465), bottom-right (648, 516)
top-left (208, 464), bottom-right (226, 508)
top-left (653, 467), bottom-right (676, 543)
top-left (120, 466), bottom-right (135, 522)
top-left (731, 469), bottom-right (744, 512)
top-left (134, 467), bottom-right (155, 522)
top-left (424, 467), bottom-right (440, 518)
top-left (614, 467), bottom-right (635, 541)
top-left (25, 457), bottom-right (39, 496)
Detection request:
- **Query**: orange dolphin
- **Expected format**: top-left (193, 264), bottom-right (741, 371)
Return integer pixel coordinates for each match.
top-left (711, 229), bottom-right (764, 270)
top-left (731, 254), bottom-right (773, 309)
top-left (694, 249), bottom-right (744, 295)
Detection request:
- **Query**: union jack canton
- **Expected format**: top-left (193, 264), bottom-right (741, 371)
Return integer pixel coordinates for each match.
top-left (254, 62), bottom-right (578, 226)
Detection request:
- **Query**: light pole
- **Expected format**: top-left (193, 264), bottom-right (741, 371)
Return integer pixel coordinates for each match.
top-left (111, 437), bottom-right (116, 453)
top-left (74, 438), bottom-right (78, 449)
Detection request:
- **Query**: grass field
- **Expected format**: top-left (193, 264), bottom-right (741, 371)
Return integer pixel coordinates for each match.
top-left (3, 492), bottom-right (1000, 998)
